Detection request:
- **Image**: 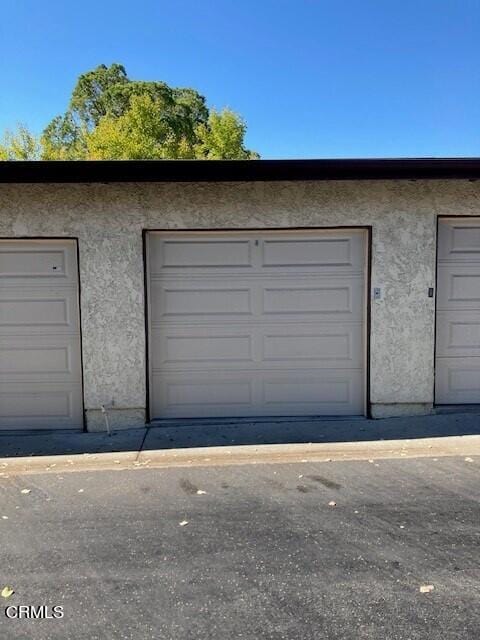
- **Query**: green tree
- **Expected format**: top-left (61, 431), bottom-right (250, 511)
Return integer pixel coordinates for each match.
top-left (69, 63), bottom-right (129, 128)
top-left (86, 94), bottom-right (197, 159)
top-left (41, 113), bottom-right (87, 160)
top-left (44, 63), bottom-right (257, 160)
top-left (195, 109), bottom-right (259, 159)
top-left (0, 124), bottom-right (40, 160)
top-left (2, 63), bottom-right (258, 160)
top-left (41, 63), bottom-right (129, 159)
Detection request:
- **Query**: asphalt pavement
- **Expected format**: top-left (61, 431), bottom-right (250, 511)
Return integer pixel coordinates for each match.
top-left (0, 455), bottom-right (479, 639)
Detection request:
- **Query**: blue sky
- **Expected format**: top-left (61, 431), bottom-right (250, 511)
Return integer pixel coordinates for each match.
top-left (1, 1), bottom-right (479, 158)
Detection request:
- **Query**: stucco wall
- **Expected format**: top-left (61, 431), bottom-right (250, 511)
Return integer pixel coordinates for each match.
top-left (1, 179), bottom-right (479, 428)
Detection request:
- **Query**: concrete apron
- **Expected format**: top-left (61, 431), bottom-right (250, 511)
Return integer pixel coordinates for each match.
top-left (0, 434), bottom-right (479, 477)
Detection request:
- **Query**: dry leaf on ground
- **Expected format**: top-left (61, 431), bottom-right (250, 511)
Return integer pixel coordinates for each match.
top-left (419, 585), bottom-right (434, 593)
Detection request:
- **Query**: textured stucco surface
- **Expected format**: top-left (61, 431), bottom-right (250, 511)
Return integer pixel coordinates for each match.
top-left (370, 403), bottom-right (433, 419)
top-left (1, 179), bottom-right (479, 428)
top-left (86, 408), bottom-right (146, 432)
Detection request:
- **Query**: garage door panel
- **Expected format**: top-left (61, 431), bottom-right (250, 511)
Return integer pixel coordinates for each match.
top-left (152, 276), bottom-right (363, 323)
top-left (0, 287), bottom-right (79, 335)
top-left (148, 231), bottom-right (366, 418)
top-left (437, 265), bottom-right (480, 310)
top-left (149, 237), bottom-right (254, 272)
top-left (262, 371), bottom-right (363, 414)
top-left (436, 311), bottom-right (480, 357)
top-left (153, 369), bottom-right (363, 418)
top-left (151, 283), bottom-right (252, 318)
top-left (438, 222), bottom-right (480, 263)
top-left (0, 336), bottom-right (82, 382)
top-left (0, 383), bottom-right (83, 429)
top-left (150, 232), bottom-right (365, 276)
top-left (261, 235), bottom-right (364, 270)
top-left (0, 241), bottom-right (78, 283)
top-left (262, 279), bottom-right (363, 318)
top-left (435, 358), bottom-right (480, 404)
top-left (152, 374), bottom-right (254, 418)
top-left (151, 323), bottom-right (363, 371)
top-left (262, 324), bottom-right (362, 366)
top-left (155, 331), bottom-right (254, 366)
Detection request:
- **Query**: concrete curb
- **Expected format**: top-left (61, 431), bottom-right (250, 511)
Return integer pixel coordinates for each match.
top-left (0, 434), bottom-right (478, 476)
top-left (0, 450), bottom-right (138, 476)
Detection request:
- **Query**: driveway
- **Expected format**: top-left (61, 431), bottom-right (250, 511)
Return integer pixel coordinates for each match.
top-left (0, 456), bottom-right (479, 639)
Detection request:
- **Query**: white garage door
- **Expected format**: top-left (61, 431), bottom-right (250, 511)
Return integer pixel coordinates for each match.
top-left (436, 219), bottom-right (480, 404)
top-left (0, 240), bottom-right (83, 430)
top-left (147, 230), bottom-right (367, 419)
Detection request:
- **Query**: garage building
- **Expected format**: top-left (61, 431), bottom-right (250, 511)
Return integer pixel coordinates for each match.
top-left (1, 158), bottom-right (480, 431)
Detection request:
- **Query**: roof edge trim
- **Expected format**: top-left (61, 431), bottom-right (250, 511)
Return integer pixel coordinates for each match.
top-left (2, 158), bottom-right (480, 183)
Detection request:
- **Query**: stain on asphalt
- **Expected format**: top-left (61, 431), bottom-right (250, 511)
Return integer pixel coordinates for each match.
top-left (297, 485), bottom-right (312, 493)
top-left (307, 475), bottom-right (342, 490)
top-left (265, 478), bottom-right (285, 491)
top-left (179, 478), bottom-right (198, 495)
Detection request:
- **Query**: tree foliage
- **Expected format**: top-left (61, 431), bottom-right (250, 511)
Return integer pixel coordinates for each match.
top-left (41, 113), bottom-right (87, 160)
top-left (195, 110), bottom-right (259, 159)
top-left (69, 63), bottom-right (129, 129)
top-left (0, 63), bottom-right (256, 161)
top-left (86, 94), bottom-right (198, 159)
top-left (0, 124), bottom-right (41, 160)
top-left (0, 63), bottom-right (258, 160)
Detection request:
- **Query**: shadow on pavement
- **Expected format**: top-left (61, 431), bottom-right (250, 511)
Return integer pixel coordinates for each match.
top-left (0, 429), bottom-right (146, 458)
top-left (142, 413), bottom-right (480, 450)
top-left (0, 412), bottom-right (479, 459)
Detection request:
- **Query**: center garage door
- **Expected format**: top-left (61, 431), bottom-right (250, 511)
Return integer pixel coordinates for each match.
top-left (0, 240), bottom-right (83, 430)
top-left (146, 230), bottom-right (367, 419)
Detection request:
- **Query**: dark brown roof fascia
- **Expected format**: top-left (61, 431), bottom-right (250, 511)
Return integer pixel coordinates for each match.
top-left (1, 158), bottom-right (480, 183)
